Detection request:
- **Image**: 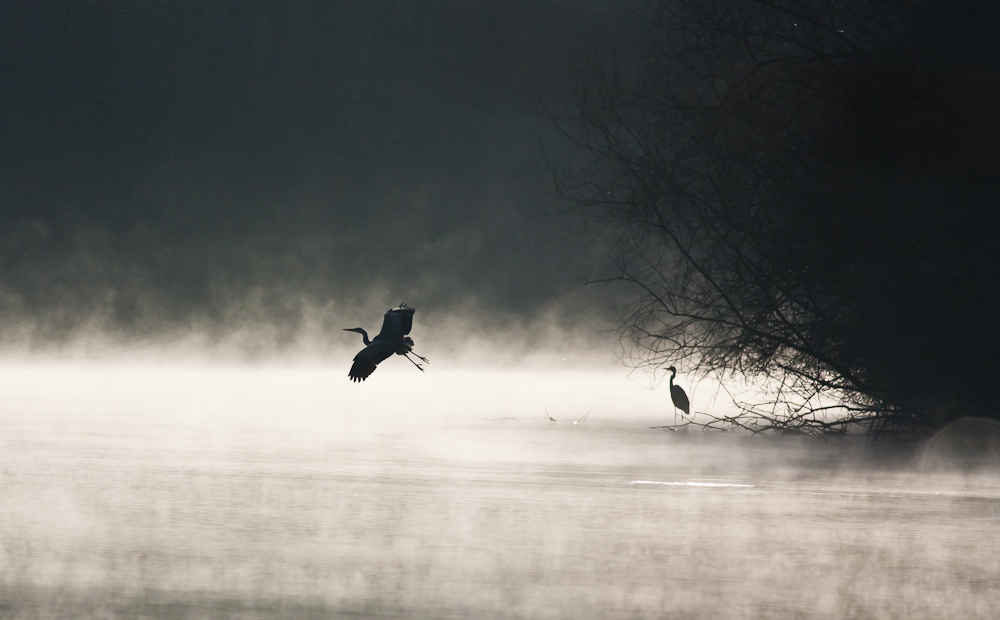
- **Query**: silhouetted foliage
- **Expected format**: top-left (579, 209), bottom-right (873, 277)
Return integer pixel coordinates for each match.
top-left (556, 0), bottom-right (1000, 436)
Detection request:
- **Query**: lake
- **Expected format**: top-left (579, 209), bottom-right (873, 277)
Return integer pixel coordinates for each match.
top-left (1, 364), bottom-right (997, 619)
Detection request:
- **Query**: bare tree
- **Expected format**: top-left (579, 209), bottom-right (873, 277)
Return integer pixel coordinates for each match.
top-left (555, 0), bottom-right (1000, 437)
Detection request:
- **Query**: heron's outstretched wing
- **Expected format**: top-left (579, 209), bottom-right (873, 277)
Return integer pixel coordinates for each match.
top-left (377, 306), bottom-right (415, 339)
top-left (348, 342), bottom-right (396, 382)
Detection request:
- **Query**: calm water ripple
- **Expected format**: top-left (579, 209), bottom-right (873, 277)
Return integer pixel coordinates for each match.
top-left (1, 367), bottom-right (998, 619)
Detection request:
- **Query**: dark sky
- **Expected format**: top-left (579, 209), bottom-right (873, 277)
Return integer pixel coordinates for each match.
top-left (0, 1), bottom-right (627, 351)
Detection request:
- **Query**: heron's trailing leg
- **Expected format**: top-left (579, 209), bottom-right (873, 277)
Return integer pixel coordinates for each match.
top-left (404, 353), bottom-right (425, 372)
top-left (410, 352), bottom-right (429, 364)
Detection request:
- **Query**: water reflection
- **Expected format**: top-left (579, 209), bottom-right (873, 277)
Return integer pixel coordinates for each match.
top-left (0, 366), bottom-right (998, 619)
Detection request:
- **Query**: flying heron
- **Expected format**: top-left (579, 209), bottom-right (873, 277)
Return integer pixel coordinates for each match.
top-left (343, 305), bottom-right (429, 382)
top-left (667, 366), bottom-right (690, 424)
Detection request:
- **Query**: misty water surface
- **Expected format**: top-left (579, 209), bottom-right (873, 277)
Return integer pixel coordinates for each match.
top-left (1, 366), bottom-right (998, 619)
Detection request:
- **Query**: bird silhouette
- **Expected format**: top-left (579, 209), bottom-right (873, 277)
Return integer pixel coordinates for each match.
top-left (343, 305), bottom-right (429, 382)
top-left (667, 366), bottom-right (690, 424)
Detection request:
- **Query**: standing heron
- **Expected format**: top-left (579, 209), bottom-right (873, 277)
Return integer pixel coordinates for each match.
top-left (667, 366), bottom-right (690, 424)
top-left (342, 305), bottom-right (429, 382)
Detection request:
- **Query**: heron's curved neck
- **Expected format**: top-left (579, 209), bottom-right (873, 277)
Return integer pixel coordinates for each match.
top-left (669, 368), bottom-right (676, 383)
top-left (358, 329), bottom-right (371, 345)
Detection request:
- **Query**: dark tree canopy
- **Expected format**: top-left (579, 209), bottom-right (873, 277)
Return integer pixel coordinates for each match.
top-left (556, 0), bottom-right (1000, 436)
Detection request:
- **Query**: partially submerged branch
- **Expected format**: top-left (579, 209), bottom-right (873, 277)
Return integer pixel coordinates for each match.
top-left (554, 0), bottom-right (1000, 438)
